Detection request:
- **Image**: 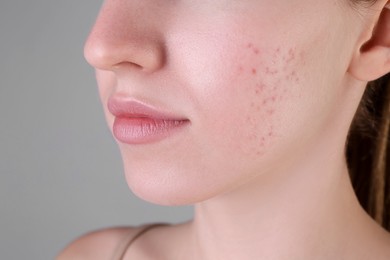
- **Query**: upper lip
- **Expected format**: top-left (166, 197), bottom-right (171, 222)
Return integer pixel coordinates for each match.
top-left (107, 97), bottom-right (188, 120)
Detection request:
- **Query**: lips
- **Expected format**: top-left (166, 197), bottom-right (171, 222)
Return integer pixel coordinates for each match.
top-left (107, 97), bottom-right (190, 144)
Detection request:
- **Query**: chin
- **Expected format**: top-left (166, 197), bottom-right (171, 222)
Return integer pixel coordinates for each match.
top-left (121, 162), bottom-right (222, 206)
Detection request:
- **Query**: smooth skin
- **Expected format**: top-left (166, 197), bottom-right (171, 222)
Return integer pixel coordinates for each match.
top-left (59, 0), bottom-right (390, 259)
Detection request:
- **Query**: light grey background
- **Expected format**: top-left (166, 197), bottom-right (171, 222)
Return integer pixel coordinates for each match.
top-left (0, 1), bottom-right (193, 259)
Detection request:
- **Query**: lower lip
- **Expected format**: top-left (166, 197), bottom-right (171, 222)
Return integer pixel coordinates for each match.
top-left (112, 117), bottom-right (189, 144)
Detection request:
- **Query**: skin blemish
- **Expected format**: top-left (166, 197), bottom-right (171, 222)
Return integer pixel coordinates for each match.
top-left (267, 109), bottom-right (275, 115)
top-left (265, 67), bottom-right (278, 75)
top-left (260, 137), bottom-right (265, 146)
top-left (246, 42), bottom-right (260, 55)
top-left (285, 70), bottom-right (300, 83)
top-left (254, 83), bottom-right (265, 95)
top-left (239, 44), bottom-right (301, 157)
top-left (284, 48), bottom-right (296, 63)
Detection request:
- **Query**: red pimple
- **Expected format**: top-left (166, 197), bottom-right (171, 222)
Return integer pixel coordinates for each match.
top-left (255, 83), bottom-right (265, 95)
top-left (285, 48), bottom-right (296, 62)
top-left (252, 68), bottom-right (257, 75)
top-left (265, 67), bottom-right (278, 75)
top-left (246, 43), bottom-right (260, 55)
top-left (256, 83), bottom-right (265, 90)
top-left (267, 109), bottom-right (275, 115)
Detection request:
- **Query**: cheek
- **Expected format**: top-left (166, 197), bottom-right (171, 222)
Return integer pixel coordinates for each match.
top-left (202, 41), bottom-right (305, 158)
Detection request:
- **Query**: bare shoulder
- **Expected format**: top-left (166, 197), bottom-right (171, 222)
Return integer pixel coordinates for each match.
top-left (56, 226), bottom-right (143, 260)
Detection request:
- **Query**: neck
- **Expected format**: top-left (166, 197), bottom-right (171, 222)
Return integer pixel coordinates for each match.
top-left (188, 144), bottom-right (372, 260)
top-left (181, 79), bottom-right (388, 260)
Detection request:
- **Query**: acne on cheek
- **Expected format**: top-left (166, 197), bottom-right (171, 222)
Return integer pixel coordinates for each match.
top-left (238, 43), bottom-right (304, 156)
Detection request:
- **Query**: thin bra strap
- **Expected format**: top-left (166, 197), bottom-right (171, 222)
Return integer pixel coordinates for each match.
top-left (112, 223), bottom-right (168, 260)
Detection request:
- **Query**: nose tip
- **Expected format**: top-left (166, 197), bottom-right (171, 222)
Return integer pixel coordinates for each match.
top-left (83, 2), bottom-right (166, 73)
top-left (84, 35), bottom-right (165, 72)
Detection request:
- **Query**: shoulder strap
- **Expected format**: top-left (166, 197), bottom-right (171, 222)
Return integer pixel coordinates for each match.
top-left (112, 224), bottom-right (167, 260)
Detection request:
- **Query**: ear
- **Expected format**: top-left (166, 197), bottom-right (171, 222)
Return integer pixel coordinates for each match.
top-left (348, 3), bottom-right (390, 81)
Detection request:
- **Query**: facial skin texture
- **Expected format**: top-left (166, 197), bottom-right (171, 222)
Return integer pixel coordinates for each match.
top-left (86, 0), bottom-right (363, 204)
top-left (84, 1), bottom-right (390, 259)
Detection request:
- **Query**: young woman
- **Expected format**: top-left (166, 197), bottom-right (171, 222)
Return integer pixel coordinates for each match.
top-left (59, 0), bottom-right (390, 259)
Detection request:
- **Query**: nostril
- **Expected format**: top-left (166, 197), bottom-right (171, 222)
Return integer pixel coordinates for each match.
top-left (113, 62), bottom-right (143, 71)
top-left (84, 30), bottom-right (166, 72)
top-left (83, 2), bottom-right (166, 73)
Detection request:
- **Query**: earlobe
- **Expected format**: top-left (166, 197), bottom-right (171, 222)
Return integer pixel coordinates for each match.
top-left (348, 2), bottom-right (390, 81)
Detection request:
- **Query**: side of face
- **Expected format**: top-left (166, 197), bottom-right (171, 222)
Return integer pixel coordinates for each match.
top-left (85, 0), bottom-right (367, 205)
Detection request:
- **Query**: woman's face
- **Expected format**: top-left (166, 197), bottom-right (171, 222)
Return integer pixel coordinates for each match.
top-left (85, 0), bottom-right (364, 205)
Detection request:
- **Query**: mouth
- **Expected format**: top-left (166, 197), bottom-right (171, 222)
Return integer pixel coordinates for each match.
top-left (107, 97), bottom-right (190, 144)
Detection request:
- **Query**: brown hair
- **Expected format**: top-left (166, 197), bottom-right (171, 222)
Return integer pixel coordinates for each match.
top-left (347, 73), bottom-right (390, 230)
top-left (345, 0), bottom-right (390, 231)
